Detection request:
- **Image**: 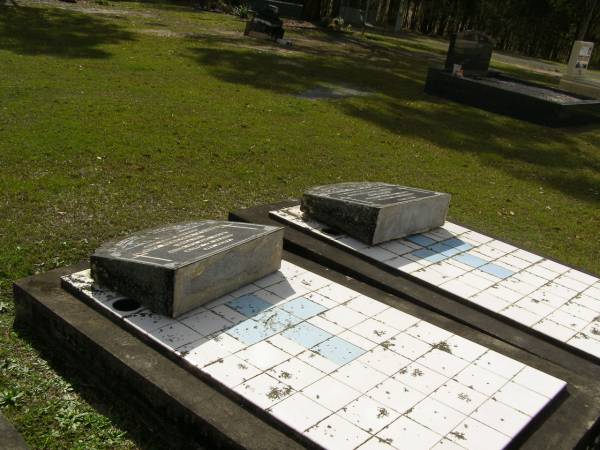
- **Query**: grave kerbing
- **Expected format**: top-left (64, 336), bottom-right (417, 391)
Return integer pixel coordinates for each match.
top-left (91, 221), bottom-right (283, 317)
top-left (301, 182), bottom-right (450, 245)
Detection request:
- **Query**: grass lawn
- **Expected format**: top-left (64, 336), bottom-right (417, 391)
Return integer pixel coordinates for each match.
top-left (1, 0), bottom-right (599, 447)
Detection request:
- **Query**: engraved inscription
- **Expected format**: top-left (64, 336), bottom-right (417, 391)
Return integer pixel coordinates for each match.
top-left (320, 183), bottom-right (436, 206)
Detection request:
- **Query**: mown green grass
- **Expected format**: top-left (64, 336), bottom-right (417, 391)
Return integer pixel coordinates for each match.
top-left (1, 1), bottom-right (599, 448)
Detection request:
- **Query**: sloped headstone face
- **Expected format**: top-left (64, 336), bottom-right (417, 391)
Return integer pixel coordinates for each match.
top-left (301, 182), bottom-right (450, 245)
top-left (445, 30), bottom-right (494, 76)
top-left (91, 221), bottom-right (283, 318)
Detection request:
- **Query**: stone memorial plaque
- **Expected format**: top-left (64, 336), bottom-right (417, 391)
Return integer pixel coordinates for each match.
top-left (91, 221), bottom-right (283, 317)
top-left (301, 182), bottom-right (450, 245)
top-left (445, 30), bottom-right (495, 76)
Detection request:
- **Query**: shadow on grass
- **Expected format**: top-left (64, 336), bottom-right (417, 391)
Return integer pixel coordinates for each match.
top-left (11, 321), bottom-right (172, 450)
top-left (185, 35), bottom-right (600, 203)
top-left (0, 3), bottom-right (135, 58)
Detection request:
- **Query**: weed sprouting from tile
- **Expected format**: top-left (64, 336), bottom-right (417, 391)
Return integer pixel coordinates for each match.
top-left (432, 341), bottom-right (452, 353)
top-left (377, 407), bottom-right (389, 418)
top-left (237, 363), bottom-right (248, 370)
top-left (450, 431), bottom-right (466, 440)
top-left (411, 368), bottom-right (424, 377)
top-left (373, 329), bottom-right (386, 337)
top-left (458, 392), bottom-right (472, 402)
top-left (381, 340), bottom-right (395, 350)
top-left (279, 371), bottom-right (292, 379)
top-left (377, 437), bottom-right (393, 444)
top-left (266, 385), bottom-right (292, 400)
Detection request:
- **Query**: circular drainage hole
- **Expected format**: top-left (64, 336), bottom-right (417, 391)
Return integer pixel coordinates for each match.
top-left (113, 298), bottom-right (141, 312)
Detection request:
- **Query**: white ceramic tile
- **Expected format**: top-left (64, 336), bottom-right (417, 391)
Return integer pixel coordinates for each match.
top-left (532, 319), bottom-right (576, 342)
top-left (406, 321), bottom-right (452, 345)
top-left (149, 323), bottom-right (203, 350)
top-left (444, 335), bottom-right (487, 362)
top-left (331, 360), bottom-right (388, 392)
top-left (376, 416), bottom-right (442, 450)
top-left (352, 318), bottom-right (400, 344)
top-left (512, 366), bottom-right (566, 398)
top-left (345, 295), bottom-right (389, 316)
top-left (210, 304), bottom-right (248, 324)
top-left (430, 380), bottom-right (487, 415)
top-left (236, 341), bottom-right (291, 371)
top-left (453, 364), bottom-right (507, 396)
top-left (515, 296), bottom-right (555, 317)
top-left (440, 279), bottom-right (481, 298)
top-left (305, 413), bottom-right (371, 450)
top-left (317, 284), bottom-right (361, 304)
top-left (338, 330), bottom-right (379, 351)
top-left (538, 259), bottom-right (570, 274)
top-left (471, 398), bottom-right (530, 436)
top-left (235, 373), bottom-right (294, 409)
top-left (407, 397), bottom-right (466, 436)
top-left (430, 438), bottom-right (466, 450)
top-left (181, 310), bottom-right (233, 336)
top-left (494, 381), bottom-right (549, 416)
top-left (526, 264), bottom-right (560, 281)
top-left (268, 393), bottom-right (331, 433)
top-left (269, 357), bottom-right (325, 390)
top-left (511, 249), bottom-right (543, 264)
top-left (297, 350), bottom-right (339, 374)
top-left (447, 418), bottom-right (511, 449)
top-left (554, 275), bottom-right (590, 293)
top-left (500, 304), bottom-right (542, 327)
top-left (266, 334), bottom-right (307, 356)
top-left (468, 291), bottom-right (511, 313)
top-left (302, 376), bottom-right (361, 411)
top-left (417, 349), bottom-right (470, 377)
top-left (320, 304), bottom-right (368, 329)
top-left (474, 350), bottom-right (525, 379)
top-left (203, 354), bottom-right (261, 388)
top-left (545, 309), bottom-right (587, 331)
top-left (388, 333), bottom-right (432, 360)
top-left (307, 315), bottom-right (345, 335)
top-left (357, 346), bottom-right (411, 376)
top-left (572, 294), bottom-right (600, 313)
top-left (567, 333), bottom-right (600, 358)
top-left (338, 395), bottom-right (400, 434)
top-left (124, 309), bottom-right (175, 332)
top-left (374, 308), bottom-right (420, 332)
top-left (394, 363), bottom-right (447, 395)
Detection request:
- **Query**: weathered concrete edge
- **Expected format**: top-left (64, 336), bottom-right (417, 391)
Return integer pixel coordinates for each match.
top-left (0, 412), bottom-right (28, 450)
top-left (230, 202), bottom-right (600, 449)
top-left (12, 264), bottom-right (304, 450)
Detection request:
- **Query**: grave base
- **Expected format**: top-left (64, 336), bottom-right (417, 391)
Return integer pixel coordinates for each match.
top-left (559, 76), bottom-right (600, 100)
top-left (13, 250), bottom-right (600, 449)
top-left (425, 68), bottom-right (600, 127)
top-left (0, 412), bottom-right (28, 450)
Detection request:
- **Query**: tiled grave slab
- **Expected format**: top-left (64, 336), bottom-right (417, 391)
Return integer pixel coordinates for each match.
top-left (62, 261), bottom-right (565, 450)
top-left (270, 206), bottom-right (600, 361)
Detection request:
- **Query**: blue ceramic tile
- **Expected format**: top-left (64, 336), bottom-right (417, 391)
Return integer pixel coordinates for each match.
top-left (281, 297), bottom-right (327, 320)
top-left (480, 263), bottom-right (514, 279)
top-left (252, 307), bottom-right (302, 334)
top-left (412, 249), bottom-right (447, 263)
top-left (441, 238), bottom-right (473, 252)
top-left (312, 336), bottom-right (365, 365)
top-left (453, 253), bottom-right (488, 268)
top-left (226, 295), bottom-right (272, 318)
top-left (406, 234), bottom-right (436, 247)
top-left (429, 242), bottom-right (453, 254)
top-left (226, 319), bottom-right (276, 345)
top-left (282, 322), bottom-right (332, 349)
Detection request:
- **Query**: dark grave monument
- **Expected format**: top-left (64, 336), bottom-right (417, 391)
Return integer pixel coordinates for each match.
top-left (301, 182), bottom-right (450, 245)
top-left (91, 221), bottom-right (283, 317)
top-left (244, 4), bottom-right (286, 41)
top-left (425, 30), bottom-right (600, 127)
top-left (444, 30), bottom-right (494, 76)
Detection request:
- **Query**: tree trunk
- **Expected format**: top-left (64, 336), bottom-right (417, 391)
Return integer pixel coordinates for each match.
top-left (577, 0), bottom-right (598, 40)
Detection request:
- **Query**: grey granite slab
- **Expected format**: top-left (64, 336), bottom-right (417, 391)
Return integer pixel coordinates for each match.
top-left (301, 182), bottom-right (450, 245)
top-left (91, 221), bottom-right (283, 317)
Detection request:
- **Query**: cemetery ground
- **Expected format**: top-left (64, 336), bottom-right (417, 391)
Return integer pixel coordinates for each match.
top-left (1, 0), bottom-right (600, 447)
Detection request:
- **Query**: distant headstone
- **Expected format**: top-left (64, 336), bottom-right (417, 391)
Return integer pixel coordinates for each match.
top-left (445, 30), bottom-right (495, 76)
top-left (301, 182), bottom-right (451, 245)
top-left (91, 221), bottom-right (283, 317)
top-left (566, 41), bottom-right (594, 78)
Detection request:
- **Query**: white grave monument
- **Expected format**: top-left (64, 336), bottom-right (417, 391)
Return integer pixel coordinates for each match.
top-left (559, 40), bottom-right (600, 99)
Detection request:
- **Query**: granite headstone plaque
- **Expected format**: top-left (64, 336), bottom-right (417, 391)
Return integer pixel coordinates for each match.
top-left (91, 221), bottom-right (283, 318)
top-left (445, 30), bottom-right (495, 76)
top-left (301, 182), bottom-right (450, 245)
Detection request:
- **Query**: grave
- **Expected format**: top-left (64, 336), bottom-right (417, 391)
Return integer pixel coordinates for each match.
top-left (13, 221), bottom-right (600, 448)
top-left (559, 41), bottom-right (600, 99)
top-left (301, 182), bottom-right (450, 245)
top-left (91, 221), bottom-right (283, 317)
top-left (244, 4), bottom-right (287, 43)
top-left (425, 31), bottom-right (600, 127)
